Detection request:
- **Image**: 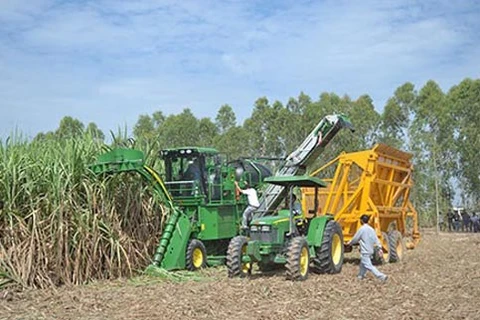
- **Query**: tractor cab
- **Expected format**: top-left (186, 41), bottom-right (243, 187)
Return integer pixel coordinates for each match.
top-left (160, 147), bottom-right (222, 202)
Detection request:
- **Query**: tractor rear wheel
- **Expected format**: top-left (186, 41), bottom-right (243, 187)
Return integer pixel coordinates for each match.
top-left (285, 236), bottom-right (310, 281)
top-left (226, 236), bottom-right (251, 277)
top-left (314, 220), bottom-right (344, 274)
top-left (186, 239), bottom-right (207, 271)
top-left (388, 230), bottom-right (406, 263)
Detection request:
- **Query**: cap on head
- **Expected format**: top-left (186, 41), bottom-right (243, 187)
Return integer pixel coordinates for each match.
top-left (360, 214), bottom-right (370, 224)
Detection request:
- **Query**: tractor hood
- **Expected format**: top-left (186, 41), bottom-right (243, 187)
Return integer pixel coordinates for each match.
top-left (251, 210), bottom-right (291, 227)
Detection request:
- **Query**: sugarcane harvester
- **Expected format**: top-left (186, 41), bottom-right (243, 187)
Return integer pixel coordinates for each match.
top-left (227, 115), bottom-right (355, 280)
top-left (91, 114), bottom-right (353, 274)
top-left (91, 147), bottom-right (272, 271)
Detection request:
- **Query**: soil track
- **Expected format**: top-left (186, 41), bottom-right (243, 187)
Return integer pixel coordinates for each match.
top-left (1, 231), bottom-right (479, 320)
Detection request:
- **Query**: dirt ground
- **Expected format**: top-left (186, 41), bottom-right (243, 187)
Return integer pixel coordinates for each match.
top-left (1, 231), bottom-right (479, 320)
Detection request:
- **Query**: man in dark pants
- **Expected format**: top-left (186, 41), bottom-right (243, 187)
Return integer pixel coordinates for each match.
top-left (462, 211), bottom-right (471, 232)
top-left (471, 213), bottom-right (479, 233)
top-left (235, 181), bottom-right (260, 230)
top-left (447, 211), bottom-right (454, 232)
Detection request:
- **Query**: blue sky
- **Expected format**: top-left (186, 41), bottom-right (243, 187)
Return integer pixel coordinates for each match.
top-left (1, 0), bottom-right (479, 138)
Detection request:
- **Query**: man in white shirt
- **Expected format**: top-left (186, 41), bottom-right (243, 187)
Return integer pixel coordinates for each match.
top-left (235, 181), bottom-right (260, 229)
top-left (346, 214), bottom-right (388, 282)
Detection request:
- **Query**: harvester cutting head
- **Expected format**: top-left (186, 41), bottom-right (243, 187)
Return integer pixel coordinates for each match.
top-left (90, 148), bottom-right (145, 174)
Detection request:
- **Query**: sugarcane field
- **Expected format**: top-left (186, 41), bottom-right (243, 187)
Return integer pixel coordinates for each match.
top-left (2, 1), bottom-right (480, 320)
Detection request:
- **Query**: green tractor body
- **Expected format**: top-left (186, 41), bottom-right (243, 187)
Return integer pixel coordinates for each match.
top-left (227, 175), bottom-right (345, 280)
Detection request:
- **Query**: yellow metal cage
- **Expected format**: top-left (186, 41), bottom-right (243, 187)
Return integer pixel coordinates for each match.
top-left (301, 143), bottom-right (420, 252)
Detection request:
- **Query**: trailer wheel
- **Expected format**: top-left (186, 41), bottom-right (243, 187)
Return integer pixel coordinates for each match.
top-left (314, 220), bottom-right (344, 274)
top-left (226, 236), bottom-right (251, 277)
top-left (286, 236), bottom-right (309, 281)
top-left (372, 232), bottom-right (390, 265)
top-left (388, 230), bottom-right (406, 262)
top-left (186, 239), bottom-right (207, 271)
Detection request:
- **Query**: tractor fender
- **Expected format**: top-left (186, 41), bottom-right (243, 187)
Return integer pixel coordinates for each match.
top-left (307, 215), bottom-right (334, 248)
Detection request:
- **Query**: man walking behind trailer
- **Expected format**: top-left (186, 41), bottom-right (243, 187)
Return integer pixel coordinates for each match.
top-left (347, 215), bottom-right (388, 282)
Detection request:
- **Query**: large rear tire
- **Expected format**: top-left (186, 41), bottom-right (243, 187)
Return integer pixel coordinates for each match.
top-left (314, 220), bottom-right (344, 274)
top-left (226, 236), bottom-right (251, 277)
top-left (285, 236), bottom-right (310, 281)
top-left (388, 230), bottom-right (406, 263)
top-left (186, 239), bottom-right (207, 271)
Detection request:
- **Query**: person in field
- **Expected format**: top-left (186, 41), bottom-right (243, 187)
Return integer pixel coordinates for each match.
top-left (346, 214), bottom-right (388, 282)
top-left (234, 180), bottom-right (260, 230)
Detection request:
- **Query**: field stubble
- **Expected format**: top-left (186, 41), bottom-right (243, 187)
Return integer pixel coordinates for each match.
top-left (1, 231), bottom-right (479, 320)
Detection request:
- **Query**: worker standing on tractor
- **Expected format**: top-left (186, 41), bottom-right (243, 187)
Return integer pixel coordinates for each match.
top-left (235, 181), bottom-right (260, 230)
top-left (346, 215), bottom-right (388, 282)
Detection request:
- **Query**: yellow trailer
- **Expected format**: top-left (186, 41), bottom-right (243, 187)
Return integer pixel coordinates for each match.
top-left (301, 143), bottom-right (420, 263)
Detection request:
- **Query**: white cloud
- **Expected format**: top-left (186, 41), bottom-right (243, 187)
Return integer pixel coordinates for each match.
top-left (0, 0), bottom-right (479, 138)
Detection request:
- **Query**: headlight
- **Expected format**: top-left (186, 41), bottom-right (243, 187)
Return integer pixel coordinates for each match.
top-left (250, 225), bottom-right (258, 232)
top-left (261, 225), bottom-right (271, 232)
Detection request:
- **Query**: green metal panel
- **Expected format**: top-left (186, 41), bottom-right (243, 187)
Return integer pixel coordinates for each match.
top-left (198, 205), bottom-right (240, 240)
top-left (273, 254), bottom-right (287, 264)
top-left (91, 148), bottom-right (145, 173)
top-left (306, 216), bottom-right (333, 247)
top-left (246, 241), bottom-right (262, 262)
top-left (159, 213), bottom-right (192, 270)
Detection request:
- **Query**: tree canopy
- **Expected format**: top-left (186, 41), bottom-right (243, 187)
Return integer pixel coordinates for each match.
top-left (32, 77), bottom-right (480, 224)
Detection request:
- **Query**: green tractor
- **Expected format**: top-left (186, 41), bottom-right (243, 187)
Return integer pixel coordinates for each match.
top-left (227, 175), bottom-right (344, 280)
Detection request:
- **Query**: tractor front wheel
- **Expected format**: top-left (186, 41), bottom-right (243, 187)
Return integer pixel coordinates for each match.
top-left (286, 236), bottom-right (310, 281)
top-left (186, 239), bottom-right (207, 271)
top-left (226, 236), bottom-right (251, 277)
top-left (314, 220), bottom-right (344, 274)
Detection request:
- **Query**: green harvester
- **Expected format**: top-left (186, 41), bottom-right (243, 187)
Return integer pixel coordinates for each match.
top-left (90, 147), bottom-right (271, 271)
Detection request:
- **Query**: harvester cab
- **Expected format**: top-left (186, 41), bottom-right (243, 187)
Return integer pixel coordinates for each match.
top-left (160, 147), bottom-right (272, 204)
top-left (160, 147), bottom-right (220, 202)
top-left (227, 175), bottom-right (344, 281)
